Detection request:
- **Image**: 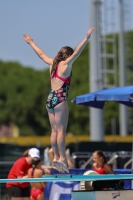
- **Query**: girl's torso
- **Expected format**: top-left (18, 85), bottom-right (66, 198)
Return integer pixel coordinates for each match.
top-left (93, 163), bottom-right (107, 174)
top-left (50, 62), bottom-right (72, 90)
top-left (28, 168), bottom-right (45, 189)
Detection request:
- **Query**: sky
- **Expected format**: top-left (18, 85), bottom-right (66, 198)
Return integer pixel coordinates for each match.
top-left (0, 0), bottom-right (133, 70)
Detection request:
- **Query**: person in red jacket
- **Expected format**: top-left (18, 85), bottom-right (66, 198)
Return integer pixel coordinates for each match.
top-left (6, 148), bottom-right (40, 200)
top-left (92, 150), bottom-right (115, 190)
top-left (92, 150), bottom-right (115, 174)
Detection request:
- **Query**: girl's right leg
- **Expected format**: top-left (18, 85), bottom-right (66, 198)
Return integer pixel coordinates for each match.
top-left (46, 108), bottom-right (59, 161)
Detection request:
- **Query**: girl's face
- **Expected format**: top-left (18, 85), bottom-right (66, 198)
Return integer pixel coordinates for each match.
top-left (93, 153), bottom-right (102, 164)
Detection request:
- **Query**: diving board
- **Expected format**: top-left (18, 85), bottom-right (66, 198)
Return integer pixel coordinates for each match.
top-left (1, 173), bottom-right (133, 200)
top-left (1, 174), bottom-right (133, 183)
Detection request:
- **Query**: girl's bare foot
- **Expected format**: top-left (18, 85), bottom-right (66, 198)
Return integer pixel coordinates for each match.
top-left (53, 160), bottom-right (64, 173)
top-left (58, 160), bottom-right (69, 173)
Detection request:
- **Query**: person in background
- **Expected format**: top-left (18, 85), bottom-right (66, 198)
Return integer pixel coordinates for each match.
top-left (28, 157), bottom-right (50, 200)
top-left (92, 150), bottom-right (115, 174)
top-left (48, 147), bottom-right (75, 171)
top-left (23, 27), bottom-right (94, 173)
top-left (6, 148), bottom-right (40, 200)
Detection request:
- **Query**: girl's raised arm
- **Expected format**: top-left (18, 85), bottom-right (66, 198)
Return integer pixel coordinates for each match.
top-left (65, 27), bottom-right (94, 65)
top-left (23, 34), bottom-right (53, 65)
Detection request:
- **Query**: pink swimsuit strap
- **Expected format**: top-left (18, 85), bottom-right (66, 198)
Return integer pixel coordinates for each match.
top-left (51, 64), bottom-right (70, 84)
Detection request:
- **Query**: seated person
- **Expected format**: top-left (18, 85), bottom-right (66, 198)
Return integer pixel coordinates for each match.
top-left (92, 150), bottom-right (115, 190)
top-left (92, 150), bottom-right (115, 174)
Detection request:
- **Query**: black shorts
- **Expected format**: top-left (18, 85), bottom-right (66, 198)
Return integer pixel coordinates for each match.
top-left (7, 185), bottom-right (30, 197)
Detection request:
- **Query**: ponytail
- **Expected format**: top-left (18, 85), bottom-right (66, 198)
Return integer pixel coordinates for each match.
top-left (31, 157), bottom-right (41, 178)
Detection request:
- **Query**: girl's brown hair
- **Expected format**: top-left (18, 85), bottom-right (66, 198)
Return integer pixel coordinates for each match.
top-left (51, 46), bottom-right (74, 76)
top-left (31, 157), bottom-right (41, 177)
top-left (23, 149), bottom-right (29, 157)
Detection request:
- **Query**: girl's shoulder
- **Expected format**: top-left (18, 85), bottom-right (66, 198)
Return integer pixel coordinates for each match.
top-left (104, 163), bottom-right (111, 170)
top-left (36, 168), bottom-right (44, 174)
top-left (104, 163), bottom-right (109, 167)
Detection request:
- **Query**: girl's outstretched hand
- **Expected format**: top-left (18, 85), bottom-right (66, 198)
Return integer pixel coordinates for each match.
top-left (23, 33), bottom-right (33, 44)
top-left (87, 27), bottom-right (94, 38)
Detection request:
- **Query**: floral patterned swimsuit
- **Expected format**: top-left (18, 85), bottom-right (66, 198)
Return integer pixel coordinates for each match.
top-left (46, 65), bottom-right (72, 110)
